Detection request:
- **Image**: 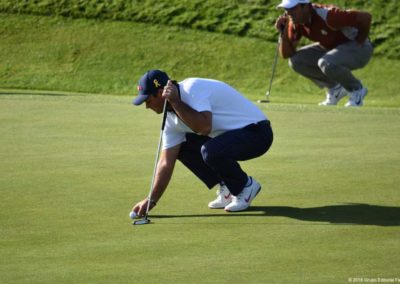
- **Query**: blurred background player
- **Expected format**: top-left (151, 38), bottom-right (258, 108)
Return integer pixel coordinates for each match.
top-left (275, 0), bottom-right (373, 107)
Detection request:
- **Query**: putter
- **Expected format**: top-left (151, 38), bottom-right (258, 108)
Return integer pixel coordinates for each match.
top-left (258, 23), bottom-right (285, 103)
top-left (133, 99), bottom-right (168, 226)
top-left (133, 219), bottom-right (151, 225)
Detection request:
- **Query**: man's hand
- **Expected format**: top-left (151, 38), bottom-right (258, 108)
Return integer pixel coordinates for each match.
top-left (161, 80), bottom-right (212, 135)
top-left (275, 14), bottom-right (288, 33)
top-left (162, 80), bottom-right (180, 104)
top-left (132, 198), bottom-right (156, 217)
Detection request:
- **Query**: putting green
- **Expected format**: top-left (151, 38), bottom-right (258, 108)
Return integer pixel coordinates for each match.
top-left (1, 93), bottom-right (399, 283)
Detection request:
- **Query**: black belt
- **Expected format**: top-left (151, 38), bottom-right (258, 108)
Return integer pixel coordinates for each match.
top-left (244, 120), bottom-right (270, 130)
top-left (257, 120), bottom-right (270, 127)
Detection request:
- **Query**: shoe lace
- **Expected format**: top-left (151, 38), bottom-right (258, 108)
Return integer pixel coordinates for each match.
top-left (235, 188), bottom-right (249, 200)
top-left (217, 185), bottom-right (227, 196)
top-left (349, 90), bottom-right (360, 102)
top-left (328, 85), bottom-right (341, 96)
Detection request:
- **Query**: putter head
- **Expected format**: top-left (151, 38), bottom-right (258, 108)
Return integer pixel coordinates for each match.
top-left (133, 219), bottom-right (151, 225)
top-left (257, 91), bottom-right (270, 103)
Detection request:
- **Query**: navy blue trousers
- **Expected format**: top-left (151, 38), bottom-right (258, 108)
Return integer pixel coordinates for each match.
top-left (177, 120), bottom-right (273, 195)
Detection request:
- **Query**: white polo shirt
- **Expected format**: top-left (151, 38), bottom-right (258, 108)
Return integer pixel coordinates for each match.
top-left (162, 78), bottom-right (268, 150)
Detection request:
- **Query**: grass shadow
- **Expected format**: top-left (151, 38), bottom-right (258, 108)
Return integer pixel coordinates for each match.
top-left (151, 203), bottom-right (400, 226)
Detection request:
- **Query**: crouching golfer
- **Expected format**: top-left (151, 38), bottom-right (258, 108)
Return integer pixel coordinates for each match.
top-left (131, 70), bottom-right (273, 214)
top-left (275, 0), bottom-right (373, 107)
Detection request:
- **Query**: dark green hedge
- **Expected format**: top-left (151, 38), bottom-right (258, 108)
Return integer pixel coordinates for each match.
top-left (1, 0), bottom-right (399, 58)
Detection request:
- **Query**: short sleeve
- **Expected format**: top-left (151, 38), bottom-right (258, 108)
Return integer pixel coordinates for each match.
top-left (162, 114), bottom-right (186, 150)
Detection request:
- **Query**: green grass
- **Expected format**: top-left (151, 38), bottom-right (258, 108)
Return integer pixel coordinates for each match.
top-left (1, 10), bottom-right (400, 283)
top-left (1, 13), bottom-right (400, 107)
top-left (1, 94), bottom-right (399, 283)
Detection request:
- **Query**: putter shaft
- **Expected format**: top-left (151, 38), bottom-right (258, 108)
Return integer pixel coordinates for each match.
top-left (134, 100), bottom-right (168, 227)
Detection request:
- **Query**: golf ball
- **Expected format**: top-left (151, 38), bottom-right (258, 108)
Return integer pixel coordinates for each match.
top-left (129, 211), bottom-right (137, 219)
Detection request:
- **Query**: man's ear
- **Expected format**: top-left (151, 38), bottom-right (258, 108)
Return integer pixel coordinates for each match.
top-left (156, 88), bottom-right (164, 98)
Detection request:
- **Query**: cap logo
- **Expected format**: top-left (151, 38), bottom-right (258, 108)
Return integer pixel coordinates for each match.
top-left (153, 79), bottom-right (161, 88)
top-left (137, 85), bottom-right (143, 91)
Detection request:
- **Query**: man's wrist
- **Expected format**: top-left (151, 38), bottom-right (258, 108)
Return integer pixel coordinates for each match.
top-left (148, 198), bottom-right (157, 206)
top-left (169, 99), bottom-right (185, 111)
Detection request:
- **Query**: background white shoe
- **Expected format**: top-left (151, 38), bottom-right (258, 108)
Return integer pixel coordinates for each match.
top-left (208, 184), bottom-right (232, 209)
top-left (319, 85), bottom-right (348, 106)
top-left (345, 87), bottom-right (368, 107)
top-left (224, 177), bottom-right (261, 212)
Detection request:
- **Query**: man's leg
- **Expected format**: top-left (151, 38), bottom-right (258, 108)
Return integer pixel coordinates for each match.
top-left (317, 41), bottom-right (373, 92)
top-left (289, 43), bottom-right (338, 89)
top-left (177, 134), bottom-right (234, 209)
top-left (177, 133), bottom-right (220, 189)
top-left (200, 121), bottom-right (273, 195)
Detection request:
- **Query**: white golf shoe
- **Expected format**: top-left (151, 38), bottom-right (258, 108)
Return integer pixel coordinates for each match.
top-left (208, 184), bottom-right (232, 209)
top-left (224, 177), bottom-right (261, 212)
top-left (319, 85), bottom-right (348, 106)
top-left (345, 87), bottom-right (368, 107)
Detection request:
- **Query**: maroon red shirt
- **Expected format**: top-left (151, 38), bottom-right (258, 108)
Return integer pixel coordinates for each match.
top-left (288, 4), bottom-right (361, 50)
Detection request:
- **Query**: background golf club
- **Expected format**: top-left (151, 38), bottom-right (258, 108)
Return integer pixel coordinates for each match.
top-left (133, 99), bottom-right (168, 226)
top-left (258, 19), bottom-right (285, 103)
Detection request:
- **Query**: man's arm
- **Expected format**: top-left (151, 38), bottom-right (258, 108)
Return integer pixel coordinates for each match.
top-left (275, 15), bottom-right (298, 59)
top-left (133, 143), bottom-right (181, 216)
top-left (354, 11), bottom-right (372, 44)
top-left (163, 80), bottom-right (212, 136)
top-left (328, 8), bottom-right (372, 45)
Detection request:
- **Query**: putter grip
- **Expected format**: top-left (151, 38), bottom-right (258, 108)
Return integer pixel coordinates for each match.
top-left (161, 81), bottom-right (178, 130)
top-left (161, 102), bottom-right (168, 130)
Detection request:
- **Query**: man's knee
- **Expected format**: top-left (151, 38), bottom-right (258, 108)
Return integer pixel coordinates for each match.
top-left (200, 144), bottom-right (218, 165)
top-left (288, 54), bottom-right (305, 72)
top-left (288, 56), bottom-right (297, 70)
top-left (318, 56), bottom-right (339, 76)
top-left (317, 57), bottom-right (329, 71)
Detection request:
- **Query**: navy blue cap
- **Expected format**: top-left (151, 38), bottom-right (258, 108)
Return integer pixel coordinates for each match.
top-left (132, 70), bottom-right (169, 105)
